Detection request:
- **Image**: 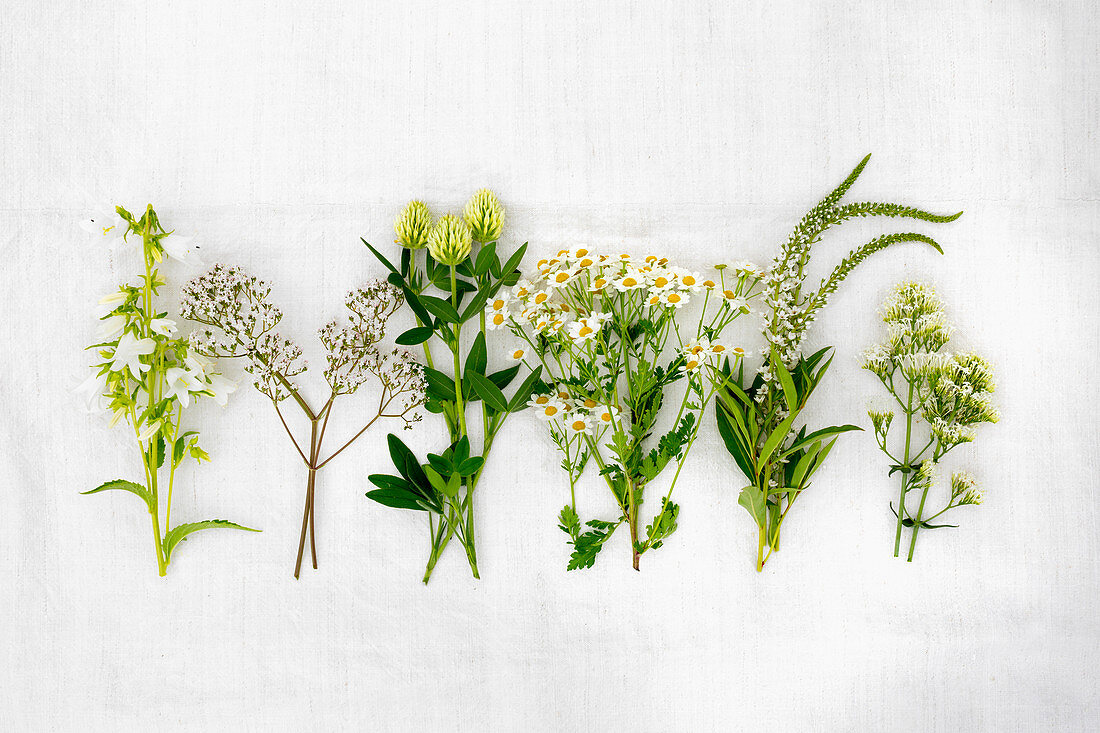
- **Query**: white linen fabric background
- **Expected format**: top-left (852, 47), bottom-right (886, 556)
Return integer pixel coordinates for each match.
top-left (1, 1), bottom-right (1097, 730)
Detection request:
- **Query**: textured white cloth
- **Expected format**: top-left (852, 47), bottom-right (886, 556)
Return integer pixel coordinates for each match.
top-left (1, 1), bottom-right (1097, 730)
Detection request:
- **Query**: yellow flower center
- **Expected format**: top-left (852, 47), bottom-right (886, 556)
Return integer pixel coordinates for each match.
top-left (703, 280), bottom-right (715, 288)
top-left (571, 420), bottom-right (587, 431)
top-left (579, 258), bottom-right (594, 268)
top-left (555, 272), bottom-right (570, 283)
top-left (724, 289), bottom-right (736, 299)
top-left (512, 350), bottom-right (524, 359)
top-left (654, 277), bottom-right (669, 288)
top-left (535, 293), bottom-right (548, 304)
top-left (622, 277), bottom-right (637, 287)
top-left (493, 313), bottom-right (504, 325)
top-left (682, 275), bottom-right (696, 286)
top-left (667, 293), bottom-right (682, 303)
top-left (712, 345), bottom-right (726, 353)
top-left (493, 299), bottom-right (505, 310)
top-left (535, 395), bottom-right (550, 405)
top-left (584, 398), bottom-right (597, 408)
top-left (576, 248), bottom-right (589, 257)
top-left (593, 278), bottom-right (607, 289)
top-left (579, 326), bottom-right (593, 337)
top-left (544, 406), bottom-right (558, 417)
top-left (686, 360), bottom-right (699, 370)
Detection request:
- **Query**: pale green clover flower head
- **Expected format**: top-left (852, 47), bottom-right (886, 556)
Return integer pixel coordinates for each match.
top-left (428, 213), bottom-right (473, 266)
top-left (951, 472), bottom-right (982, 506)
top-left (464, 188), bottom-right (505, 243)
top-left (395, 200), bottom-right (433, 250)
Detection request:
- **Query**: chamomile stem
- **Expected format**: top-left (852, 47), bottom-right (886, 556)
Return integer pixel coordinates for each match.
top-left (906, 480), bottom-right (931, 562)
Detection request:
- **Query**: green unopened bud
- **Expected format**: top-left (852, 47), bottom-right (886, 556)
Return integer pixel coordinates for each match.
top-left (394, 200), bottom-right (433, 250)
top-left (428, 214), bottom-right (472, 266)
top-left (463, 189), bottom-right (505, 243)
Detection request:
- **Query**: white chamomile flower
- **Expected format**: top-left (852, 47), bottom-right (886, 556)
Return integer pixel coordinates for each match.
top-left (564, 412), bottom-right (594, 436)
top-left (594, 404), bottom-right (620, 426)
top-left (508, 347), bottom-right (526, 361)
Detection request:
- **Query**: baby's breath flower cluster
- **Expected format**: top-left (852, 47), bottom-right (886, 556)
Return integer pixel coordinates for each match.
top-left (862, 281), bottom-right (996, 561)
top-left (502, 247), bottom-right (760, 570)
top-left (180, 264), bottom-right (424, 577)
top-left (78, 205), bottom-right (254, 577)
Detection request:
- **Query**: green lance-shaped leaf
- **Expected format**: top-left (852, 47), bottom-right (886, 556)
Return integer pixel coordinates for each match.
top-left (465, 331), bottom-right (487, 377)
top-left (716, 407), bottom-right (755, 481)
top-left (82, 479), bottom-right (154, 512)
top-left (781, 424), bottom-right (862, 458)
top-left (499, 242), bottom-right (528, 279)
top-left (163, 520), bottom-right (260, 563)
top-left (396, 326), bottom-right (433, 346)
top-left (507, 366), bottom-right (544, 412)
top-left (466, 370), bottom-right (509, 412)
top-left (474, 241), bottom-right (497, 276)
top-left (418, 294), bottom-right (461, 324)
top-left (771, 348), bottom-right (799, 413)
top-left (361, 238), bottom-right (399, 276)
top-left (757, 410), bottom-right (799, 474)
top-left (788, 441), bottom-right (823, 489)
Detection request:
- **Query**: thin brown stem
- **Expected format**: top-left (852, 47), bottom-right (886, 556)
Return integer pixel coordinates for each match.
top-left (274, 400), bottom-right (309, 466)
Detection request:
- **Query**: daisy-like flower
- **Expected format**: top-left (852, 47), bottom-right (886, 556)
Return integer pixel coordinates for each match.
top-left (566, 317), bottom-right (602, 343)
top-left (109, 332), bottom-right (156, 378)
top-left (485, 295), bottom-right (513, 329)
top-left (508, 347), bottom-right (526, 361)
top-left (611, 271), bottom-right (645, 292)
top-left (723, 293), bottom-right (749, 313)
top-left (564, 412), bottom-right (594, 436)
top-left (593, 404), bottom-right (621, 426)
top-left (663, 291), bottom-right (689, 308)
top-left (732, 260), bottom-right (763, 279)
top-left (529, 395), bottom-right (567, 421)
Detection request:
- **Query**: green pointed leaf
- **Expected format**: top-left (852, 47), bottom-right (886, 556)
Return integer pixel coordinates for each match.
top-left (418, 294), bottom-right (461, 323)
top-left (396, 326), bottom-right (433, 346)
top-left (82, 479), bottom-right (153, 511)
top-left (487, 364), bottom-right (521, 391)
top-left (789, 441), bottom-right (822, 489)
top-left (500, 242), bottom-right (528, 278)
top-left (467, 370), bottom-right (509, 412)
top-left (163, 519), bottom-right (259, 562)
top-left (422, 367), bottom-right (457, 401)
top-left (474, 241), bottom-right (497, 276)
top-left (361, 238), bottom-right (398, 275)
top-left (758, 411), bottom-right (798, 472)
top-left (771, 348), bottom-right (798, 413)
top-left (507, 366), bottom-right (543, 412)
top-left (465, 331), bottom-right (487, 377)
top-left (366, 487), bottom-right (427, 511)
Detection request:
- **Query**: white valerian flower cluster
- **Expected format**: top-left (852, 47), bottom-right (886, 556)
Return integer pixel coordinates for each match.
top-left (861, 282), bottom-right (997, 449)
top-left (181, 264), bottom-right (306, 402)
top-left (921, 352), bottom-right (999, 448)
top-left (528, 387), bottom-right (623, 438)
top-left (950, 472), bottom-right (983, 506)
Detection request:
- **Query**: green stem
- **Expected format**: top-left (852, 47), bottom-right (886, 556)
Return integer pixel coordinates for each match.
top-left (894, 380), bottom-right (915, 557)
top-left (906, 477), bottom-right (932, 562)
